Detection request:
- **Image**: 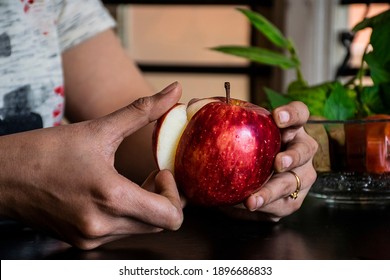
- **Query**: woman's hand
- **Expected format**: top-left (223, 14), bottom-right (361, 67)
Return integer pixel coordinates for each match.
top-left (223, 101), bottom-right (318, 222)
top-left (0, 82), bottom-right (184, 250)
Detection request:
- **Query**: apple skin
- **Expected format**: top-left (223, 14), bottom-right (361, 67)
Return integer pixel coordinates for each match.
top-left (174, 97), bottom-right (281, 206)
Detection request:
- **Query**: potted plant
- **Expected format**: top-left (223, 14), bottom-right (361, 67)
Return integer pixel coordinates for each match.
top-left (212, 8), bottom-right (390, 204)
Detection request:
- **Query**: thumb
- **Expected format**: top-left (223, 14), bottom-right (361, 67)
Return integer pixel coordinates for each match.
top-left (103, 81), bottom-right (182, 139)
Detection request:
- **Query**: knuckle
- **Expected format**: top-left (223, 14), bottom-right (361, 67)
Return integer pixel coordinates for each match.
top-left (306, 133), bottom-right (319, 155)
top-left (73, 239), bottom-right (100, 251)
top-left (129, 96), bottom-right (153, 115)
top-left (294, 101), bottom-right (309, 120)
top-left (286, 101), bottom-right (309, 124)
top-left (307, 166), bottom-right (318, 185)
top-left (289, 148), bottom-right (302, 166)
top-left (77, 216), bottom-right (108, 240)
top-left (312, 137), bottom-right (319, 155)
top-left (165, 206), bottom-right (184, 231)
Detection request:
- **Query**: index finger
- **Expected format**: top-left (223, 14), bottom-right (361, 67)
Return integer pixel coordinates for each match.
top-left (274, 126), bottom-right (319, 172)
top-left (103, 170), bottom-right (184, 231)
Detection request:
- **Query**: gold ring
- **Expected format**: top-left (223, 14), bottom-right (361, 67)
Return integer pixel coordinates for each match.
top-left (287, 170), bottom-right (301, 200)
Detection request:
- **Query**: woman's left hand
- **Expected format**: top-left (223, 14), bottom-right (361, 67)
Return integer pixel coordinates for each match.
top-left (223, 101), bottom-right (318, 222)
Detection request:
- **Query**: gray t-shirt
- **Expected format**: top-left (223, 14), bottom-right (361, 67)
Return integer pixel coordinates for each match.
top-left (0, 0), bottom-right (115, 135)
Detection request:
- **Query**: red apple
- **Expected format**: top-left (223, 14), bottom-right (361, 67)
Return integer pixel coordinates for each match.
top-left (153, 83), bottom-right (281, 206)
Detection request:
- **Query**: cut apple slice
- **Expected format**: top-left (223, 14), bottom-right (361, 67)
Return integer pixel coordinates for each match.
top-left (152, 103), bottom-right (188, 174)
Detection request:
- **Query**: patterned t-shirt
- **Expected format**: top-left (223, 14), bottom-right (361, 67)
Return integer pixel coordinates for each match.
top-left (0, 0), bottom-right (115, 135)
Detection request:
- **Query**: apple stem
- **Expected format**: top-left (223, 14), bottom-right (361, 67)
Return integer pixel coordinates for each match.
top-left (224, 82), bottom-right (231, 104)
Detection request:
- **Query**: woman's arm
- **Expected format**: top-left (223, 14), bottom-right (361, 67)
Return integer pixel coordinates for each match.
top-left (62, 29), bottom-right (159, 183)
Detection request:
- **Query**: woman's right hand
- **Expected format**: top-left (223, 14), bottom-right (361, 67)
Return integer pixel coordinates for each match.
top-left (0, 82), bottom-right (184, 250)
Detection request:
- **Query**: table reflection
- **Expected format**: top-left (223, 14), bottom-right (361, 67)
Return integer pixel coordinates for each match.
top-left (1, 197), bottom-right (390, 260)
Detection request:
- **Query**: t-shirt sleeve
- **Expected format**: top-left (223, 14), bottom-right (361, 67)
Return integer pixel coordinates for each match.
top-left (56, 0), bottom-right (116, 53)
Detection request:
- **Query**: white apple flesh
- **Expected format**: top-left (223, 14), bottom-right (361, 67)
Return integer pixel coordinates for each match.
top-left (152, 103), bottom-right (188, 173)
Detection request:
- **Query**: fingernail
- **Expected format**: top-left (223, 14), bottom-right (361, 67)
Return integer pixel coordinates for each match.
top-left (278, 110), bottom-right (290, 124)
top-left (160, 81), bottom-right (178, 95)
top-left (251, 196), bottom-right (264, 211)
top-left (255, 196), bottom-right (264, 209)
top-left (282, 155), bottom-right (293, 169)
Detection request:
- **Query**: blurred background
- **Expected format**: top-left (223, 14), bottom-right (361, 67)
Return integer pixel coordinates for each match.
top-left (102, 0), bottom-right (390, 106)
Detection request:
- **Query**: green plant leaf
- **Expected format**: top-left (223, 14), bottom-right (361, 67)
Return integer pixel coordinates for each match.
top-left (237, 8), bottom-right (291, 49)
top-left (264, 87), bottom-right (292, 109)
top-left (287, 82), bottom-right (333, 117)
top-left (360, 85), bottom-right (386, 115)
top-left (364, 53), bottom-right (390, 85)
top-left (352, 9), bottom-right (390, 32)
top-left (365, 20), bottom-right (390, 71)
top-left (323, 83), bottom-right (357, 120)
top-left (287, 79), bottom-right (308, 93)
top-left (379, 83), bottom-right (390, 114)
top-left (211, 46), bottom-right (298, 69)
top-left (354, 9), bottom-right (390, 87)
top-left (370, 22), bottom-right (390, 58)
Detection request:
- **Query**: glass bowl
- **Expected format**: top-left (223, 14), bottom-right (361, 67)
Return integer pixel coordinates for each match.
top-left (305, 117), bottom-right (390, 206)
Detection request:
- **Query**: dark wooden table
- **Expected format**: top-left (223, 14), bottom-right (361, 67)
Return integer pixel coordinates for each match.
top-left (1, 196), bottom-right (390, 260)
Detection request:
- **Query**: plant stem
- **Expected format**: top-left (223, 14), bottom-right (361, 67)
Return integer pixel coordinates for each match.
top-left (357, 43), bottom-right (370, 91)
top-left (355, 41), bottom-right (370, 117)
top-left (288, 43), bottom-right (306, 85)
top-left (224, 82), bottom-right (231, 104)
top-left (296, 68), bottom-right (305, 84)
